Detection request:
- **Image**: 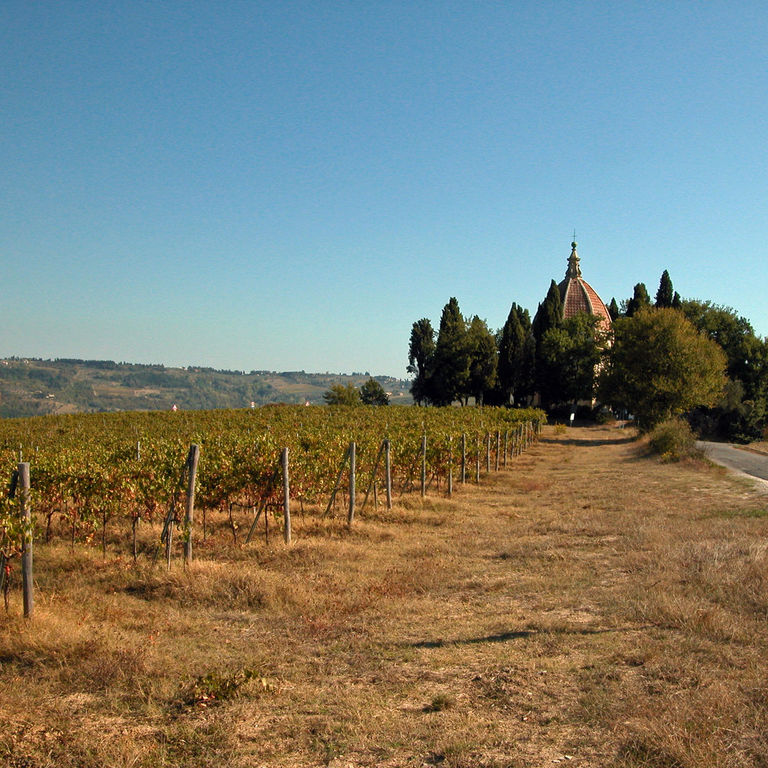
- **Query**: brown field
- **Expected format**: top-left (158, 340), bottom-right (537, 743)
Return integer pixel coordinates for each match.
top-left (2, 424), bottom-right (768, 767)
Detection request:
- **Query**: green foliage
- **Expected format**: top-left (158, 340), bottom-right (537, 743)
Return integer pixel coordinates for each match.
top-left (323, 383), bottom-right (361, 406)
top-left (465, 316), bottom-right (497, 406)
top-left (681, 300), bottom-right (764, 392)
top-left (360, 378), bottom-right (389, 406)
top-left (424, 693), bottom-right (455, 712)
top-left (532, 280), bottom-right (566, 408)
top-left (497, 303), bottom-right (534, 405)
top-left (599, 307), bottom-right (727, 430)
top-left (625, 283), bottom-right (651, 317)
top-left (681, 300), bottom-right (768, 441)
top-left (533, 280), bottom-right (563, 339)
top-left (430, 298), bottom-right (470, 406)
top-left (407, 318), bottom-right (436, 406)
top-left (539, 314), bottom-right (608, 406)
top-left (655, 270), bottom-right (674, 308)
top-left (189, 668), bottom-right (275, 705)
top-left (648, 418), bottom-right (700, 462)
top-left (607, 297), bottom-right (620, 321)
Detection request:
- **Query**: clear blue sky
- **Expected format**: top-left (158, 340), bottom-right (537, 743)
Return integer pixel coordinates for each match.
top-left (2, 1), bottom-right (766, 377)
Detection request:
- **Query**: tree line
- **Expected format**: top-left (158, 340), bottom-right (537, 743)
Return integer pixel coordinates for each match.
top-left (407, 270), bottom-right (768, 441)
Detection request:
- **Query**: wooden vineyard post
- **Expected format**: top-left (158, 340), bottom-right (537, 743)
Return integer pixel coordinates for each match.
top-left (447, 436), bottom-right (453, 498)
top-left (361, 440), bottom-right (387, 513)
top-left (503, 430), bottom-right (509, 468)
top-left (461, 432), bottom-right (466, 485)
top-left (385, 439), bottom-right (392, 510)
top-left (183, 444), bottom-right (200, 564)
top-left (324, 444), bottom-right (352, 518)
top-left (421, 434), bottom-right (427, 498)
top-left (166, 515), bottom-right (173, 571)
top-left (495, 431), bottom-right (500, 471)
top-left (19, 463), bottom-right (32, 619)
top-left (475, 435), bottom-right (481, 483)
top-left (282, 447), bottom-right (291, 544)
top-left (485, 432), bottom-right (491, 473)
top-left (347, 442), bottom-right (356, 527)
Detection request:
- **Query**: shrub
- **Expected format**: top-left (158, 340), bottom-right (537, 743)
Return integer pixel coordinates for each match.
top-left (648, 418), bottom-right (701, 462)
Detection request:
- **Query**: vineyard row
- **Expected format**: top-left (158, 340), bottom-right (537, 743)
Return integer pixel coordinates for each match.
top-left (0, 406), bottom-right (545, 616)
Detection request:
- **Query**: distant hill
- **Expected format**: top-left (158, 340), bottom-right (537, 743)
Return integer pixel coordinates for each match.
top-left (0, 358), bottom-right (412, 417)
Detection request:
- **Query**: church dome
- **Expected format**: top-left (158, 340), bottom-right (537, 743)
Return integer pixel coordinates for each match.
top-left (558, 241), bottom-right (612, 329)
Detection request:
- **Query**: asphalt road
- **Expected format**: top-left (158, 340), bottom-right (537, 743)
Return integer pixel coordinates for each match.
top-left (697, 440), bottom-right (768, 485)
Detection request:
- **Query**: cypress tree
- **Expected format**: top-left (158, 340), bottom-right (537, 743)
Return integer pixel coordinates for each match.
top-left (655, 270), bottom-right (674, 308)
top-left (431, 298), bottom-right (470, 406)
top-left (532, 280), bottom-right (564, 407)
top-left (626, 283), bottom-right (651, 317)
top-left (608, 297), bottom-right (620, 321)
top-left (407, 318), bottom-right (435, 406)
top-left (532, 280), bottom-right (563, 339)
top-left (466, 315), bottom-right (497, 406)
top-left (498, 303), bottom-right (533, 405)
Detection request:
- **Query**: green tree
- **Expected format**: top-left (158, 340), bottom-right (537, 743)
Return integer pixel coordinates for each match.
top-left (430, 297), bottom-right (469, 407)
top-left (407, 318), bottom-right (436, 406)
top-left (539, 314), bottom-right (607, 407)
top-left (323, 383), bottom-right (361, 406)
top-left (681, 300), bottom-right (762, 390)
top-left (466, 315), bottom-right (497, 405)
top-left (655, 270), bottom-right (674, 308)
top-left (625, 283), bottom-right (651, 317)
top-left (532, 280), bottom-right (564, 408)
top-left (681, 299), bottom-right (768, 439)
top-left (360, 378), bottom-right (389, 406)
top-left (532, 280), bottom-right (563, 339)
top-left (599, 307), bottom-right (727, 430)
top-left (607, 297), bottom-right (621, 321)
top-left (497, 303), bottom-right (534, 405)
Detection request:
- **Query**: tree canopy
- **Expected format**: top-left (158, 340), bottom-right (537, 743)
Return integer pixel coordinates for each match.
top-left (599, 307), bottom-right (727, 429)
top-left (540, 314), bottom-right (608, 406)
top-left (625, 283), bottom-right (651, 317)
top-left (430, 298), bottom-right (470, 406)
top-left (465, 315), bottom-right (498, 406)
top-left (323, 383), bottom-right (361, 406)
top-left (655, 270), bottom-right (674, 308)
top-left (406, 268), bottom-right (765, 443)
top-left (497, 303), bottom-right (534, 405)
top-left (360, 378), bottom-right (390, 406)
top-left (407, 318), bottom-right (435, 406)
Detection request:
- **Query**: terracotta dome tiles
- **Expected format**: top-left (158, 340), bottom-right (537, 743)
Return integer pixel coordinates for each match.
top-left (557, 242), bottom-right (612, 330)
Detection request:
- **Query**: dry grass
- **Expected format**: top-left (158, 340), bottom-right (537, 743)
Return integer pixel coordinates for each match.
top-left (2, 424), bottom-right (768, 767)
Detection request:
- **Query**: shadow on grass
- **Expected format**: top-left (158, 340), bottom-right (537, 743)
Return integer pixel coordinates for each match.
top-left (408, 625), bottom-right (651, 648)
top-left (539, 436), bottom-right (639, 447)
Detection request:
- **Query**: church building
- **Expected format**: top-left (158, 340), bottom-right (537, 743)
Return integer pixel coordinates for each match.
top-left (558, 240), bottom-right (612, 329)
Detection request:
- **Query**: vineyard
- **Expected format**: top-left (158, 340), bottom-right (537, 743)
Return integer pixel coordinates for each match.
top-left (0, 405), bottom-right (543, 610)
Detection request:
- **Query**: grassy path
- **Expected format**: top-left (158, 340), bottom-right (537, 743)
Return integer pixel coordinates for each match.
top-left (2, 424), bottom-right (768, 767)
